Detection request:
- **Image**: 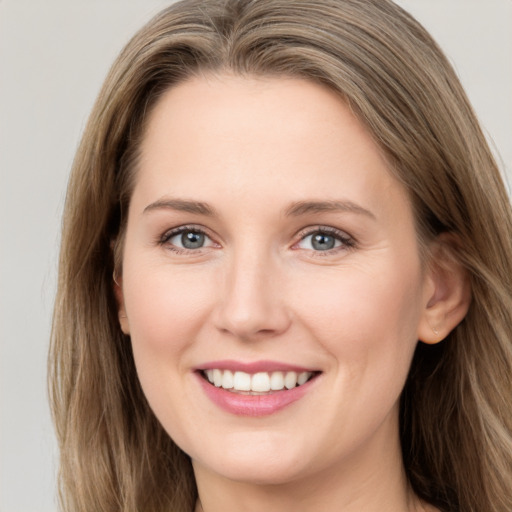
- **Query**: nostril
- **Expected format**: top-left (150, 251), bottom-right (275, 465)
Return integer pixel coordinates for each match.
top-left (213, 300), bottom-right (291, 340)
top-left (212, 260), bottom-right (292, 338)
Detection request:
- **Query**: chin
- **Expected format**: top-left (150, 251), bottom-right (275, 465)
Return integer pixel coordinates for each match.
top-left (188, 430), bottom-right (314, 485)
top-left (200, 457), bottom-right (307, 486)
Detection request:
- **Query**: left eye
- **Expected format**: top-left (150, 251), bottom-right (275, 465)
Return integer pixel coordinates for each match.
top-left (297, 230), bottom-right (348, 251)
top-left (165, 229), bottom-right (213, 250)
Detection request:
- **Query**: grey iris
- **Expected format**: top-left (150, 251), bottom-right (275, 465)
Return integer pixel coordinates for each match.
top-left (312, 233), bottom-right (335, 250)
top-left (182, 231), bottom-right (205, 249)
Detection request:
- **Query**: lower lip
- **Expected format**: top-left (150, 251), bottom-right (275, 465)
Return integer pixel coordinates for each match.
top-left (196, 373), bottom-right (317, 417)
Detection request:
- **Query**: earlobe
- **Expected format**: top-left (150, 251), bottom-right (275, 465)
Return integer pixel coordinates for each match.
top-left (418, 234), bottom-right (471, 344)
top-left (113, 271), bottom-right (130, 335)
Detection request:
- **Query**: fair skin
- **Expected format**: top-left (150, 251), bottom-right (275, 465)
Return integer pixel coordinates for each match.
top-left (116, 74), bottom-right (468, 512)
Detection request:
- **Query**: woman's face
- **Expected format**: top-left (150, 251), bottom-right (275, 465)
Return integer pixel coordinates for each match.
top-left (118, 75), bottom-right (435, 486)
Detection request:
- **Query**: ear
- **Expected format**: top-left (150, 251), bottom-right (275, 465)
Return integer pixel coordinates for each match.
top-left (417, 234), bottom-right (471, 344)
top-left (113, 272), bottom-right (130, 335)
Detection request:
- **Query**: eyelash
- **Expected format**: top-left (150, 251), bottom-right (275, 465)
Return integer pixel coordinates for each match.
top-left (294, 226), bottom-right (356, 256)
top-left (158, 225), bottom-right (356, 255)
top-left (158, 225), bottom-right (214, 254)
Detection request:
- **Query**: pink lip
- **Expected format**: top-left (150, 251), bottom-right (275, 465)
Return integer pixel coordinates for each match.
top-left (195, 367), bottom-right (320, 417)
top-left (197, 359), bottom-right (316, 374)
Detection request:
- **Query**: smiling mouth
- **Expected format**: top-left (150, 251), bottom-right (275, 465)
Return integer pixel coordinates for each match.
top-left (200, 369), bottom-right (319, 395)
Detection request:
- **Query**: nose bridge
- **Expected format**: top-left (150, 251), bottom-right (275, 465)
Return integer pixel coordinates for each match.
top-left (215, 242), bottom-right (290, 339)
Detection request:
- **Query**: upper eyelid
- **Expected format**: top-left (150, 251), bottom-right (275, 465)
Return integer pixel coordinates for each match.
top-left (294, 225), bottom-right (354, 241)
top-left (161, 224), bottom-right (210, 240)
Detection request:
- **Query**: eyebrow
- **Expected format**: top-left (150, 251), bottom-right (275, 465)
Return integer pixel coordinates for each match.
top-left (284, 200), bottom-right (376, 220)
top-left (143, 198), bottom-right (216, 216)
top-left (142, 197), bottom-right (375, 220)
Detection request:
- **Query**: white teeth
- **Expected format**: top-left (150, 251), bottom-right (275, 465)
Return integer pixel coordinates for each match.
top-left (213, 369), bottom-right (222, 387)
top-left (270, 371), bottom-right (284, 390)
top-left (284, 371), bottom-right (297, 389)
top-left (204, 369), bottom-right (314, 392)
top-left (233, 371), bottom-right (251, 391)
top-left (221, 370), bottom-right (234, 389)
top-left (251, 372), bottom-right (271, 392)
top-left (297, 371), bottom-right (309, 386)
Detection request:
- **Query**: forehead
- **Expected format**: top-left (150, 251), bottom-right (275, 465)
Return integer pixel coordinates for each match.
top-left (133, 73), bottom-right (410, 222)
top-left (141, 74), bottom-right (381, 165)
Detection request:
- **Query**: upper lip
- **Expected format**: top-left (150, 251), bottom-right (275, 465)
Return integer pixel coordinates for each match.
top-left (196, 359), bottom-right (319, 374)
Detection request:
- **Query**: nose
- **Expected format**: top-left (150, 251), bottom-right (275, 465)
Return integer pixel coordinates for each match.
top-left (213, 249), bottom-right (291, 341)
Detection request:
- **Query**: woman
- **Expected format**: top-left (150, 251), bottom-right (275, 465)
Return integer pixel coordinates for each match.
top-left (49, 1), bottom-right (512, 511)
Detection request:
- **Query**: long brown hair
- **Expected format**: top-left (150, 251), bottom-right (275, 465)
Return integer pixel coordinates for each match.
top-left (49, 1), bottom-right (512, 511)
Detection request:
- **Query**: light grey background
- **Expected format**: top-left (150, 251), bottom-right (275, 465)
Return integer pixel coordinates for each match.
top-left (1, 1), bottom-right (510, 511)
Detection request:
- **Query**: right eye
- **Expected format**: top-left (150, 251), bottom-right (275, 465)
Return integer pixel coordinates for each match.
top-left (160, 226), bottom-right (216, 253)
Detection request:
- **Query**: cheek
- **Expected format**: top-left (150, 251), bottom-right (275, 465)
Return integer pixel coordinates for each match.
top-left (122, 264), bottom-right (217, 441)
top-left (123, 263), bottom-right (215, 370)
top-left (291, 262), bottom-right (424, 445)
top-left (294, 260), bottom-right (424, 371)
